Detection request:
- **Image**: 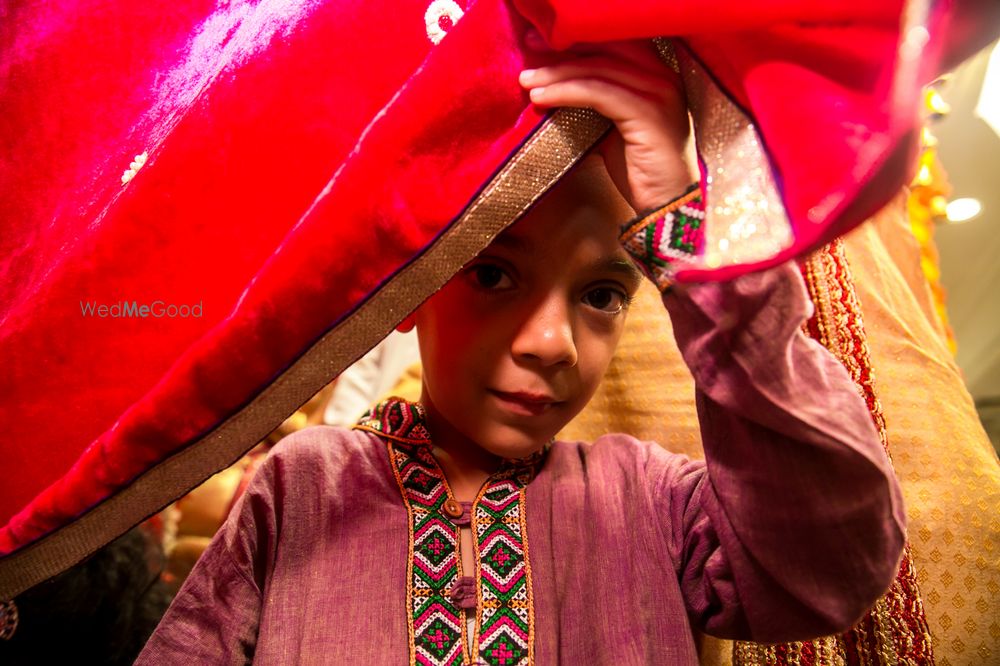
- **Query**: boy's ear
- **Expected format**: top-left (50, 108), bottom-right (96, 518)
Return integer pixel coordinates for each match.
top-left (396, 313), bottom-right (417, 333)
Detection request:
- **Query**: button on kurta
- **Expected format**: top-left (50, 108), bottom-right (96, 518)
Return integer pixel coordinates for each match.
top-left (449, 576), bottom-right (477, 609)
top-left (443, 498), bottom-right (463, 518)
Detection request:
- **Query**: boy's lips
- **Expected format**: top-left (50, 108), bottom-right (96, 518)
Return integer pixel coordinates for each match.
top-left (489, 389), bottom-right (562, 416)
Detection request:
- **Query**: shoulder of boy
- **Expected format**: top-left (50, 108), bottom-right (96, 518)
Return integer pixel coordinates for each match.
top-left (264, 425), bottom-right (379, 472)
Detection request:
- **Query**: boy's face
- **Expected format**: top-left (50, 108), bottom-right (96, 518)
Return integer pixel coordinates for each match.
top-left (408, 156), bottom-right (642, 459)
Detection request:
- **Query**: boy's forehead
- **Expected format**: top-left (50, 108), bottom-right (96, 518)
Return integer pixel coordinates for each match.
top-left (493, 155), bottom-right (632, 248)
top-left (548, 153), bottom-right (629, 214)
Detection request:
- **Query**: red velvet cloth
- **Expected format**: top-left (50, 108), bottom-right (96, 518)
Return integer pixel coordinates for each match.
top-left (0, 0), bottom-right (546, 554)
top-left (1, 0), bottom-right (994, 569)
top-left (515, 0), bottom-right (999, 280)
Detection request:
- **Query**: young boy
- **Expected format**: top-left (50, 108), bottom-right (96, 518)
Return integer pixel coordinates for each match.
top-left (137, 37), bottom-right (905, 665)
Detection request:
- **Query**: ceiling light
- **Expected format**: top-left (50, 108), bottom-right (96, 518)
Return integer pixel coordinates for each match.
top-left (945, 197), bottom-right (983, 223)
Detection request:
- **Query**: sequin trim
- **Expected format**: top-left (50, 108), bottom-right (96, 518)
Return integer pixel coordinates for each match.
top-left (733, 240), bottom-right (935, 665)
top-left (619, 183), bottom-right (705, 292)
top-left (675, 45), bottom-right (793, 270)
top-left (356, 398), bottom-right (541, 665)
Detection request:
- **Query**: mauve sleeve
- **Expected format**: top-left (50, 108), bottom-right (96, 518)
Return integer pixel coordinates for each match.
top-left (648, 261), bottom-right (906, 643)
top-left (135, 457), bottom-right (276, 664)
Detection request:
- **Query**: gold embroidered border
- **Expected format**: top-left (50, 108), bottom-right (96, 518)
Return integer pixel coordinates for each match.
top-left (801, 239), bottom-right (890, 452)
top-left (675, 45), bottom-right (793, 270)
top-left (0, 107), bottom-right (611, 600)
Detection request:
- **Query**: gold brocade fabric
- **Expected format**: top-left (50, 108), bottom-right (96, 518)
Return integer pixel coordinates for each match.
top-left (843, 199), bottom-right (1000, 665)
top-left (560, 193), bottom-right (1000, 664)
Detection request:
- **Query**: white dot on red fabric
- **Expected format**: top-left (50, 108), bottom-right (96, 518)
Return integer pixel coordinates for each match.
top-left (424, 0), bottom-right (463, 45)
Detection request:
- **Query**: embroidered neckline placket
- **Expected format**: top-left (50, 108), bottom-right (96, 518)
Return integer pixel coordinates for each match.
top-left (356, 399), bottom-right (541, 666)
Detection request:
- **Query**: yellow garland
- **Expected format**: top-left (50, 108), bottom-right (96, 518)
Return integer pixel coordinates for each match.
top-left (907, 85), bottom-right (958, 356)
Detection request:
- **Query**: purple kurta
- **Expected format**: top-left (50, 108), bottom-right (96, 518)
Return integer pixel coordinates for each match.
top-left (137, 264), bottom-right (906, 664)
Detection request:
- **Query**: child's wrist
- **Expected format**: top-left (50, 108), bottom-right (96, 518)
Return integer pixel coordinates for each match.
top-left (619, 181), bottom-right (704, 293)
top-left (629, 158), bottom-right (696, 213)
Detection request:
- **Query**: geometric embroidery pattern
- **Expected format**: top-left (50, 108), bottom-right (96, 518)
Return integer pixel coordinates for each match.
top-left (619, 182), bottom-right (705, 293)
top-left (355, 398), bottom-right (542, 666)
top-left (473, 474), bottom-right (535, 666)
top-left (358, 399), bottom-right (464, 665)
top-left (353, 397), bottom-right (433, 445)
top-left (397, 440), bottom-right (465, 665)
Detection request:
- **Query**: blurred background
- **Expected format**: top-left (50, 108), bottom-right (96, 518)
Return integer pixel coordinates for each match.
top-left (924, 37), bottom-right (1000, 452)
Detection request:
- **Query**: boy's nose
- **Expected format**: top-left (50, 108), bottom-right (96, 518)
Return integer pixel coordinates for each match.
top-left (510, 298), bottom-right (578, 367)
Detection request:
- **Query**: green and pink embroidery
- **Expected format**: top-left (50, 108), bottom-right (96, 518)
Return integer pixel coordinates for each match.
top-left (473, 477), bottom-right (534, 665)
top-left (619, 182), bottom-right (705, 293)
top-left (356, 399), bottom-right (540, 666)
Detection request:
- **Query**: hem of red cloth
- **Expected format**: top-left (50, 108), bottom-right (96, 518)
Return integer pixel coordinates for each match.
top-left (0, 107), bottom-right (611, 600)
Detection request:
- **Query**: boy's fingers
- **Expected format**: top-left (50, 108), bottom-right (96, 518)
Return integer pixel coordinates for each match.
top-left (519, 57), bottom-right (682, 101)
top-left (529, 77), bottom-right (690, 163)
top-left (526, 77), bottom-right (662, 125)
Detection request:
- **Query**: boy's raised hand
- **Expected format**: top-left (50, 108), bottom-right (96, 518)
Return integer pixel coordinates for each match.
top-left (518, 30), bottom-right (695, 213)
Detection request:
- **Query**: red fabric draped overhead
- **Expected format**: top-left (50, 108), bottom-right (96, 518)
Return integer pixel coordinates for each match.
top-left (1, 0), bottom-right (995, 598)
top-left (516, 0), bottom-right (998, 281)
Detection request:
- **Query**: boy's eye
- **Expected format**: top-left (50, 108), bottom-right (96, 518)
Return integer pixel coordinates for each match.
top-left (471, 264), bottom-right (513, 290)
top-left (583, 287), bottom-right (628, 314)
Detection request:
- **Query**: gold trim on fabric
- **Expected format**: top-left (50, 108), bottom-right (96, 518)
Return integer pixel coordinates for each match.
top-left (801, 240), bottom-right (889, 450)
top-left (652, 37), bottom-right (680, 74)
top-left (0, 107), bottom-right (611, 600)
top-left (676, 47), bottom-right (793, 270)
top-left (518, 487), bottom-right (536, 666)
